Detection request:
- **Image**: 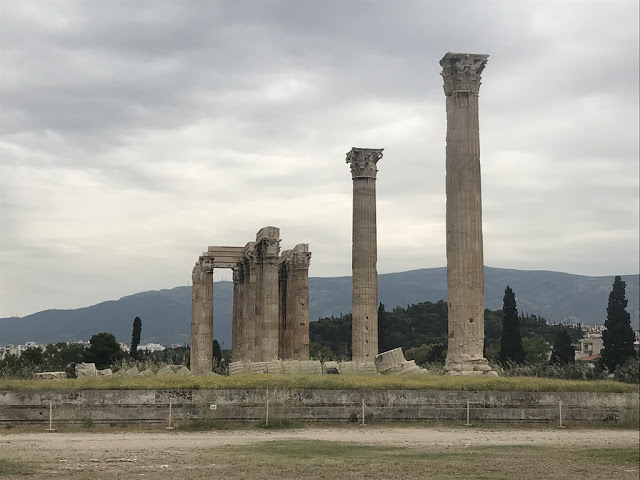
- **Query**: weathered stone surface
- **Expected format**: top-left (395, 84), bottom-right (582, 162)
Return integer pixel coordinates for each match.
top-left (337, 362), bottom-right (377, 375)
top-left (248, 362), bottom-right (269, 374)
top-left (75, 363), bottom-right (97, 378)
top-left (192, 228), bottom-right (311, 367)
top-left (229, 361), bottom-right (248, 376)
top-left (190, 256), bottom-right (215, 375)
top-left (124, 367), bottom-right (140, 378)
top-left (155, 365), bottom-right (175, 377)
top-left (440, 52), bottom-right (495, 376)
top-left (34, 372), bottom-right (66, 380)
top-left (2, 389), bottom-right (637, 425)
top-left (176, 366), bottom-right (191, 376)
top-left (346, 147), bottom-right (383, 362)
top-left (97, 368), bottom-right (113, 377)
top-left (138, 368), bottom-right (154, 377)
top-left (374, 348), bottom-right (427, 375)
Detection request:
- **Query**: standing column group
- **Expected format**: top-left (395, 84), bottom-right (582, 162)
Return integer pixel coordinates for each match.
top-left (346, 147), bottom-right (383, 362)
top-left (440, 52), bottom-right (494, 375)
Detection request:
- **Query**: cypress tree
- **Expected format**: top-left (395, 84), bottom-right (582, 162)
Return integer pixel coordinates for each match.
top-left (601, 276), bottom-right (635, 372)
top-left (499, 285), bottom-right (525, 364)
top-left (550, 329), bottom-right (574, 365)
top-left (130, 316), bottom-right (142, 360)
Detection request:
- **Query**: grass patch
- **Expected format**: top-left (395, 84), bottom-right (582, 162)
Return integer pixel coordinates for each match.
top-left (0, 459), bottom-right (34, 476)
top-left (581, 447), bottom-right (640, 467)
top-left (202, 440), bottom-right (640, 480)
top-left (0, 374), bottom-right (637, 393)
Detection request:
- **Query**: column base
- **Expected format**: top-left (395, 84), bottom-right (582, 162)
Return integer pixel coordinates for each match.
top-left (443, 357), bottom-right (498, 376)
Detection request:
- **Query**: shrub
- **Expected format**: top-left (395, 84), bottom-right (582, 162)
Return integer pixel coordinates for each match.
top-left (613, 357), bottom-right (639, 384)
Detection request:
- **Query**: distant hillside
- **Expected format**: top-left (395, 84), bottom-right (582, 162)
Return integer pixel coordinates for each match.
top-left (0, 267), bottom-right (637, 347)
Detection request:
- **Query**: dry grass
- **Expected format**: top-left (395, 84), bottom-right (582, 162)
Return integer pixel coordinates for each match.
top-left (202, 440), bottom-right (640, 480)
top-left (0, 374), bottom-right (637, 393)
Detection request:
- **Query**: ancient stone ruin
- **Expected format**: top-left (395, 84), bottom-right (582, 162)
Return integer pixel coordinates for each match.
top-left (440, 52), bottom-right (496, 376)
top-left (346, 147), bottom-right (383, 362)
top-left (190, 227), bottom-right (311, 375)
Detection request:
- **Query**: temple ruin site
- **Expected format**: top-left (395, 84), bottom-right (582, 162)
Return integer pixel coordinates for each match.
top-left (190, 52), bottom-right (497, 376)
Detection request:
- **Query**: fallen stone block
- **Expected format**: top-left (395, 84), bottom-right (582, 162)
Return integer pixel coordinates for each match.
top-left (75, 362), bottom-right (97, 378)
top-left (248, 362), bottom-right (268, 374)
top-left (229, 361), bottom-right (247, 376)
top-left (156, 365), bottom-right (176, 377)
top-left (34, 371), bottom-right (66, 380)
top-left (97, 368), bottom-right (113, 377)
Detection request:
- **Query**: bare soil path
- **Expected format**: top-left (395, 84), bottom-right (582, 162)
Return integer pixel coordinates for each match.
top-left (1, 427), bottom-right (638, 479)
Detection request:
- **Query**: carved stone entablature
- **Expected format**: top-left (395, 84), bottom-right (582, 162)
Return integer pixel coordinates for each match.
top-left (192, 256), bottom-right (214, 284)
top-left (199, 255), bottom-right (215, 274)
top-left (256, 237), bottom-right (281, 262)
top-left (236, 261), bottom-right (246, 282)
top-left (191, 262), bottom-right (201, 284)
top-left (440, 52), bottom-right (489, 96)
top-left (289, 251), bottom-right (311, 270)
top-left (346, 147), bottom-right (384, 179)
top-left (232, 266), bottom-right (240, 284)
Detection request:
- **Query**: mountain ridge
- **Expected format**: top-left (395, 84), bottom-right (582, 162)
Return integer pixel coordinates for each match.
top-left (1, 267), bottom-right (638, 348)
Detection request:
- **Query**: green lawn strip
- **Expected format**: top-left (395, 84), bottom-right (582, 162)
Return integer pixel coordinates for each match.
top-left (1, 374), bottom-right (637, 392)
top-left (0, 458), bottom-right (35, 476)
top-left (202, 440), bottom-right (639, 480)
top-left (580, 447), bottom-right (640, 467)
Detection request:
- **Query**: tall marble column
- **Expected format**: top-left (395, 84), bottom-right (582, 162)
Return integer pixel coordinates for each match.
top-left (231, 266), bottom-right (241, 363)
top-left (440, 52), bottom-right (495, 376)
top-left (346, 147), bottom-right (383, 362)
top-left (190, 256), bottom-right (214, 375)
top-left (288, 244), bottom-right (311, 360)
top-left (256, 227), bottom-right (281, 362)
top-left (241, 243), bottom-right (256, 361)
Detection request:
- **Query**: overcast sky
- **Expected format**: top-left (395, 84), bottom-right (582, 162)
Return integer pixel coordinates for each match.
top-left (1, 1), bottom-right (638, 318)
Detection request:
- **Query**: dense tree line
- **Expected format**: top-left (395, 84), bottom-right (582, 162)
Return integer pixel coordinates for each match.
top-left (310, 300), bottom-right (583, 364)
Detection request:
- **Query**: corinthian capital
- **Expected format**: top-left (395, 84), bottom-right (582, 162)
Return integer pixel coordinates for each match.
top-left (440, 52), bottom-right (489, 96)
top-left (346, 147), bottom-right (383, 179)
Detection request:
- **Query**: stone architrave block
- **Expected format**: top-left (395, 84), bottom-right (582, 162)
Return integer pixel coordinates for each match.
top-left (97, 368), bottom-right (113, 377)
top-left (124, 367), bottom-right (141, 378)
top-left (156, 366), bottom-right (175, 377)
top-left (266, 360), bottom-right (284, 374)
top-left (75, 362), bottom-right (97, 378)
top-left (296, 360), bottom-right (322, 375)
top-left (248, 362), bottom-right (268, 374)
top-left (138, 368), bottom-right (154, 377)
top-left (34, 372), bottom-right (66, 380)
top-left (229, 361), bottom-right (247, 376)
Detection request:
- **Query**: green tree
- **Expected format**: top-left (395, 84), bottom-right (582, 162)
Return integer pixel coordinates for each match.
top-left (20, 347), bottom-right (44, 366)
top-left (130, 316), bottom-right (142, 360)
top-left (601, 276), bottom-right (635, 372)
top-left (550, 329), bottom-right (575, 365)
top-left (499, 286), bottom-right (525, 364)
top-left (212, 339), bottom-right (222, 365)
top-left (522, 336), bottom-right (551, 364)
top-left (84, 332), bottom-right (124, 369)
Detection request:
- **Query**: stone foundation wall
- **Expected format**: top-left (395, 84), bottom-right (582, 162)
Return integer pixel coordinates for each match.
top-left (1, 389), bottom-right (637, 426)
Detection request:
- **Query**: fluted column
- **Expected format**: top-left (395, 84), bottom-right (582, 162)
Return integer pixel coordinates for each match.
top-left (231, 266), bottom-right (241, 362)
top-left (241, 243), bottom-right (256, 361)
top-left (288, 244), bottom-right (311, 360)
top-left (440, 52), bottom-right (495, 376)
top-left (190, 256), bottom-right (214, 375)
top-left (346, 147), bottom-right (383, 362)
top-left (256, 227), bottom-right (281, 361)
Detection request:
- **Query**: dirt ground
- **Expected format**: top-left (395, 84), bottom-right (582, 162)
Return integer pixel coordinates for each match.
top-left (1, 426), bottom-right (638, 479)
